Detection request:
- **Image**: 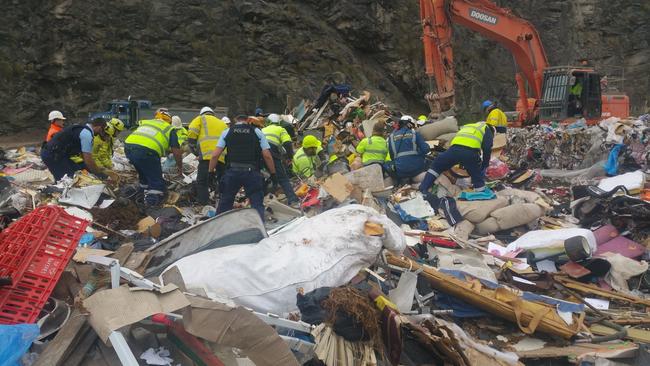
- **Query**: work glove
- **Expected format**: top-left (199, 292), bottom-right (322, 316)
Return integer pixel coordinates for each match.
top-left (104, 170), bottom-right (121, 185)
top-left (270, 173), bottom-right (279, 187)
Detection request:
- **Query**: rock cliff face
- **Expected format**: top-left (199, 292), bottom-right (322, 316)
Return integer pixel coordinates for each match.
top-left (0, 0), bottom-right (648, 134)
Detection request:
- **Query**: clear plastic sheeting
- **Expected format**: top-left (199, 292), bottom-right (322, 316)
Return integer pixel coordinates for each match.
top-left (163, 205), bottom-right (406, 315)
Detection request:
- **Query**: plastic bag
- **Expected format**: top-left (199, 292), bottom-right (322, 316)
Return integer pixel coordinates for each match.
top-left (486, 158), bottom-right (509, 180)
top-left (0, 324), bottom-right (39, 366)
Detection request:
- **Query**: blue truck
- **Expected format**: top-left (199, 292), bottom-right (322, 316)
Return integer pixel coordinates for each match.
top-left (88, 99), bottom-right (228, 128)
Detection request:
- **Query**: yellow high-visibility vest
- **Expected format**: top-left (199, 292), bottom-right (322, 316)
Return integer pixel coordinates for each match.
top-left (450, 122), bottom-right (487, 149)
top-left (486, 108), bottom-right (507, 127)
top-left (356, 136), bottom-right (389, 165)
top-left (125, 119), bottom-right (173, 157)
top-left (187, 114), bottom-right (227, 160)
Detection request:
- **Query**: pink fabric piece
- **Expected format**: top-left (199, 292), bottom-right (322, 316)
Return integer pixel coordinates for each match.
top-left (595, 236), bottom-right (645, 259)
top-left (592, 225), bottom-right (619, 246)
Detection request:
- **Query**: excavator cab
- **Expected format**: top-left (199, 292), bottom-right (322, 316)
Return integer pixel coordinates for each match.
top-left (539, 66), bottom-right (602, 123)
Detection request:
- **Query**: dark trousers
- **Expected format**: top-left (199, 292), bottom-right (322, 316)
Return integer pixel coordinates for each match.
top-left (125, 144), bottom-right (165, 192)
top-left (41, 149), bottom-right (83, 181)
top-left (196, 160), bottom-right (225, 205)
top-left (217, 168), bottom-right (265, 220)
top-left (274, 157), bottom-right (298, 203)
top-left (420, 145), bottom-right (485, 192)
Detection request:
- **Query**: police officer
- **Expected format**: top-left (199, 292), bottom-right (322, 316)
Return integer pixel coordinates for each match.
top-left (41, 117), bottom-right (110, 181)
top-left (419, 122), bottom-right (496, 193)
top-left (124, 108), bottom-right (184, 207)
top-left (187, 107), bottom-right (228, 205)
top-left (262, 113), bottom-right (299, 207)
top-left (208, 114), bottom-right (277, 219)
top-left (482, 100), bottom-right (508, 133)
top-left (356, 122), bottom-right (390, 168)
top-left (387, 115), bottom-right (430, 180)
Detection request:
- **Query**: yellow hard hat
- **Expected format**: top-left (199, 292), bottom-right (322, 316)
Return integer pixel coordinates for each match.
top-left (418, 115), bottom-right (427, 121)
top-left (155, 108), bottom-right (172, 123)
top-left (302, 135), bottom-right (321, 149)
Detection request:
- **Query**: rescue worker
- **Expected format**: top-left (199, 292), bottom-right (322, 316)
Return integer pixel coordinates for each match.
top-left (569, 79), bottom-right (583, 116)
top-left (187, 107), bottom-right (228, 205)
top-left (419, 122), bottom-right (496, 194)
top-left (356, 122), bottom-right (390, 168)
top-left (124, 108), bottom-right (184, 207)
top-left (387, 115), bottom-right (430, 180)
top-left (262, 113), bottom-right (300, 207)
top-left (92, 118), bottom-right (124, 169)
top-left (44, 110), bottom-right (66, 144)
top-left (482, 100), bottom-right (508, 133)
top-left (208, 114), bottom-right (277, 219)
top-left (292, 135), bottom-right (327, 179)
top-left (41, 117), bottom-right (110, 181)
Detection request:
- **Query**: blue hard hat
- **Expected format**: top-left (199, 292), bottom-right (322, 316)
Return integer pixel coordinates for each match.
top-left (255, 107), bottom-right (263, 116)
top-left (481, 100), bottom-right (494, 110)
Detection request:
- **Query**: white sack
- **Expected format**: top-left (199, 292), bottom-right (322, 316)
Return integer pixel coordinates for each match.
top-left (506, 228), bottom-right (597, 254)
top-left (601, 253), bottom-right (649, 294)
top-left (163, 205), bottom-right (406, 315)
top-left (597, 170), bottom-right (645, 193)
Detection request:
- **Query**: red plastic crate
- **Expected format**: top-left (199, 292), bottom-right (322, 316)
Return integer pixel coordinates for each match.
top-left (0, 205), bottom-right (89, 324)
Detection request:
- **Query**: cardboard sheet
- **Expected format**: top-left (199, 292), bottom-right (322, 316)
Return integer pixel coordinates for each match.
top-left (83, 286), bottom-right (190, 342)
top-left (182, 296), bottom-right (299, 366)
top-left (73, 247), bottom-right (114, 263)
top-left (321, 173), bottom-right (353, 203)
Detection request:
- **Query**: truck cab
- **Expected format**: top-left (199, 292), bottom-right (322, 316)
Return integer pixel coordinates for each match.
top-left (539, 66), bottom-right (603, 123)
top-left (88, 100), bottom-right (153, 128)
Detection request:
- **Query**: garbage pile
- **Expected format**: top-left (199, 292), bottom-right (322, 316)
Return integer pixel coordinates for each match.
top-left (1, 88), bottom-right (650, 366)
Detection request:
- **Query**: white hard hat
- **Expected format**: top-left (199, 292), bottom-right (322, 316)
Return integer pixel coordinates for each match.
top-left (200, 106), bottom-right (214, 115)
top-left (48, 110), bottom-right (66, 121)
top-left (268, 113), bottom-right (280, 123)
top-left (400, 115), bottom-right (414, 123)
top-left (171, 115), bottom-right (182, 127)
top-left (222, 116), bottom-right (231, 125)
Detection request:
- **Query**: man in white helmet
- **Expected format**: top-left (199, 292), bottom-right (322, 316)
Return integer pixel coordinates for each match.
top-left (387, 115), bottom-right (430, 180)
top-left (44, 110), bottom-right (66, 144)
top-left (262, 113), bottom-right (299, 207)
top-left (187, 106), bottom-right (228, 205)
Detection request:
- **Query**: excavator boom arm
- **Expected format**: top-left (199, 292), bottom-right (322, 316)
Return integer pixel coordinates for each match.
top-left (421, 0), bottom-right (549, 117)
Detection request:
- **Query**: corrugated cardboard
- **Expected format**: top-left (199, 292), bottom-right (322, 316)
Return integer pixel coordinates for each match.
top-left (321, 173), bottom-right (353, 203)
top-left (83, 286), bottom-right (190, 342)
top-left (182, 296), bottom-right (299, 366)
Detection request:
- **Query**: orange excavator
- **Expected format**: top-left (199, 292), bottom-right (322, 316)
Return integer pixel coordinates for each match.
top-left (419, 0), bottom-right (630, 126)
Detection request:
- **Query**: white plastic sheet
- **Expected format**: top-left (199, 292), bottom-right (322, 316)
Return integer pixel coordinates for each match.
top-left (597, 170), bottom-right (645, 193)
top-left (506, 228), bottom-right (597, 255)
top-left (163, 205), bottom-right (406, 315)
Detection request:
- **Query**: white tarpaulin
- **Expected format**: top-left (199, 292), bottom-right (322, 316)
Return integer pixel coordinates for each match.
top-left (597, 170), bottom-right (645, 193)
top-left (506, 228), bottom-right (597, 256)
top-left (163, 205), bottom-right (406, 315)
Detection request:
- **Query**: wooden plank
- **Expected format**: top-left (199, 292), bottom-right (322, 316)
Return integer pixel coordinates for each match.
top-left (518, 342), bottom-right (638, 359)
top-left (110, 243), bottom-right (134, 264)
top-left (590, 324), bottom-right (650, 343)
top-left (62, 327), bottom-right (98, 366)
top-left (97, 339), bottom-right (123, 366)
top-left (34, 310), bottom-right (89, 366)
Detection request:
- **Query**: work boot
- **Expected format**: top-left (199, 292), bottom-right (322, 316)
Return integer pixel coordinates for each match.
top-left (144, 192), bottom-right (164, 208)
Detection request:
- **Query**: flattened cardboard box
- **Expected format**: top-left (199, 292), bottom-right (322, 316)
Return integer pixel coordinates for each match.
top-left (83, 285), bottom-right (190, 342)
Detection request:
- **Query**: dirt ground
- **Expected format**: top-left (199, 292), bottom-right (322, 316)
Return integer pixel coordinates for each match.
top-left (0, 128), bottom-right (46, 149)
